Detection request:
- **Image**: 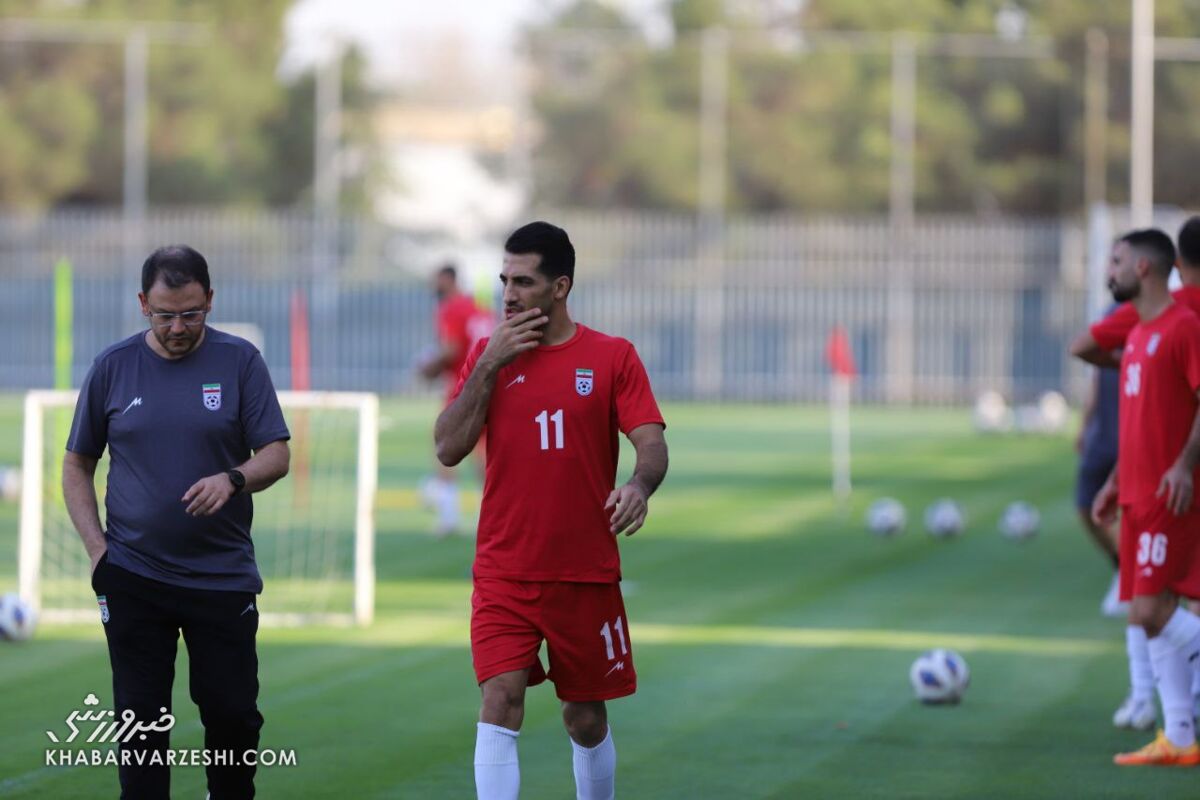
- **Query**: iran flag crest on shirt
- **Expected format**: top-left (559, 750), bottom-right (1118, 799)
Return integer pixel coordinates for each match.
top-left (202, 383), bottom-right (222, 411)
top-left (575, 368), bottom-right (593, 396)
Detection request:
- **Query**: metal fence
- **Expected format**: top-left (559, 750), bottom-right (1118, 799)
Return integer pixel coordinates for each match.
top-left (0, 210), bottom-right (1092, 403)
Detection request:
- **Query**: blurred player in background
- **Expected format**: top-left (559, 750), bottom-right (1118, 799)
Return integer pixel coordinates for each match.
top-left (1074, 304), bottom-right (1122, 618)
top-left (419, 263), bottom-right (492, 536)
top-left (1091, 229), bottom-right (1200, 766)
top-left (435, 221), bottom-right (669, 800)
top-left (1073, 217), bottom-right (1200, 729)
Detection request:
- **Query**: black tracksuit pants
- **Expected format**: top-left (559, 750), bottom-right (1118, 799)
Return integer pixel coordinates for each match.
top-left (91, 554), bottom-right (264, 799)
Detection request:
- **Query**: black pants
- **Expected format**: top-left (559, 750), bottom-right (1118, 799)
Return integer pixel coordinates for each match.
top-left (92, 554), bottom-right (264, 800)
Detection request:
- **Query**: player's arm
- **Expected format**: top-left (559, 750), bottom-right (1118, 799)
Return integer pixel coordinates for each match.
top-left (182, 439), bottom-right (291, 517)
top-left (1092, 463), bottom-right (1119, 526)
top-left (419, 339), bottom-right (465, 380)
top-left (1158, 393), bottom-right (1200, 516)
top-left (1076, 370), bottom-right (1099, 453)
top-left (435, 309), bottom-right (547, 466)
top-left (606, 423), bottom-right (668, 537)
top-left (62, 450), bottom-right (107, 573)
top-left (1069, 330), bottom-right (1121, 369)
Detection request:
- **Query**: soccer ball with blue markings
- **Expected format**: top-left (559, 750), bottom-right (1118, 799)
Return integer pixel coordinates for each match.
top-left (999, 501), bottom-right (1040, 541)
top-left (924, 499), bottom-right (965, 538)
top-left (910, 648), bottom-right (970, 704)
top-left (866, 498), bottom-right (907, 537)
top-left (0, 593), bottom-right (36, 642)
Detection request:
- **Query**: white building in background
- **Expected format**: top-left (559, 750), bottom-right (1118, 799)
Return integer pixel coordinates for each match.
top-left (374, 104), bottom-right (525, 242)
top-left (371, 103), bottom-right (527, 289)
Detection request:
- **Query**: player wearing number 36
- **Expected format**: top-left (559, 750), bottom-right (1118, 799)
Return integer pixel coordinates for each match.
top-left (435, 221), bottom-right (669, 800)
top-left (1092, 229), bottom-right (1200, 767)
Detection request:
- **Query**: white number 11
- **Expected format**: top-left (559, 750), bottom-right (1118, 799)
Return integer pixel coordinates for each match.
top-left (535, 409), bottom-right (564, 450)
top-left (599, 617), bottom-right (628, 661)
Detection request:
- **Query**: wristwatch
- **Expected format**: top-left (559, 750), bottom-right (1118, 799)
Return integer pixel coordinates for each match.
top-left (226, 469), bottom-right (246, 495)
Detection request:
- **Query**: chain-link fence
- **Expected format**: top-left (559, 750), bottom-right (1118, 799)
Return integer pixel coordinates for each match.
top-left (0, 209), bottom-right (1096, 403)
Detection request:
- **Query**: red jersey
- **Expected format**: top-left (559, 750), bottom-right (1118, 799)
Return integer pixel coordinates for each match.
top-left (450, 324), bottom-right (665, 582)
top-left (1091, 285), bottom-right (1200, 351)
top-left (1117, 302), bottom-right (1200, 506)
top-left (437, 293), bottom-right (492, 384)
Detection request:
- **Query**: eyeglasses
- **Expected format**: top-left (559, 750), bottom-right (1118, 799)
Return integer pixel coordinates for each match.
top-left (146, 310), bottom-right (207, 328)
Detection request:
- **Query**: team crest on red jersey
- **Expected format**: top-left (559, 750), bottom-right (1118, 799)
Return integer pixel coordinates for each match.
top-left (575, 368), bottom-right (593, 396)
top-left (1147, 332), bottom-right (1162, 356)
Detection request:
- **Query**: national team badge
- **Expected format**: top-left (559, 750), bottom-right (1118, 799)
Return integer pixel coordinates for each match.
top-left (97, 595), bottom-right (109, 624)
top-left (1147, 332), bottom-right (1161, 356)
top-left (202, 383), bottom-right (222, 411)
top-left (575, 368), bottom-right (593, 396)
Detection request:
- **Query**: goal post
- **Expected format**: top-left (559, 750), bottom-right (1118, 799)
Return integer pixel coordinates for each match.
top-left (18, 389), bottom-right (379, 627)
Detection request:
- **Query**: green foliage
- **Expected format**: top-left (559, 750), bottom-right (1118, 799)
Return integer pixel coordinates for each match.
top-left (0, 1), bottom-right (380, 211)
top-left (526, 0), bottom-right (1200, 214)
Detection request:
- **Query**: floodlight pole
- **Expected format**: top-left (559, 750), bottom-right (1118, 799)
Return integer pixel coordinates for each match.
top-left (315, 49), bottom-right (343, 222)
top-left (696, 26), bottom-right (729, 400)
top-left (123, 28), bottom-right (149, 221)
top-left (888, 34), bottom-right (917, 405)
top-left (1084, 29), bottom-right (1108, 217)
top-left (1130, 0), bottom-right (1155, 227)
top-left (311, 46), bottom-right (345, 388)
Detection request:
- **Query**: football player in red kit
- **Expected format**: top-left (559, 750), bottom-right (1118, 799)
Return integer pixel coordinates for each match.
top-left (420, 263), bottom-right (493, 535)
top-left (435, 221), bottom-right (669, 799)
top-left (1092, 229), bottom-right (1200, 766)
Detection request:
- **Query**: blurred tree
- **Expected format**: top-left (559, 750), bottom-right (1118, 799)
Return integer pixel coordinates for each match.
top-left (524, 0), bottom-right (1200, 215)
top-left (0, 0), bottom-right (382, 212)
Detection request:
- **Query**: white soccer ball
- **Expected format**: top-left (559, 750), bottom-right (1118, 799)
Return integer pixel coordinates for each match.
top-left (0, 466), bottom-right (20, 502)
top-left (0, 593), bottom-right (36, 642)
top-left (1037, 391), bottom-right (1069, 433)
top-left (973, 390), bottom-right (1012, 433)
top-left (867, 498), bottom-right (907, 537)
top-left (999, 501), bottom-right (1040, 541)
top-left (924, 499), bottom-right (965, 538)
top-left (910, 648), bottom-right (971, 704)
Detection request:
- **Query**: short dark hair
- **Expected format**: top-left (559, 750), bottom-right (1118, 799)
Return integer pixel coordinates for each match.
top-left (141, 245), bottom-right (210, 295)
top-left (1119, 228), bottom-right (1176, 277)
top-left (505, 221), bottom-right (575, 289)
top-left (437, 263), bottom-right (457, 281)
top-left (1178, 217), bottom-right (1200, 268)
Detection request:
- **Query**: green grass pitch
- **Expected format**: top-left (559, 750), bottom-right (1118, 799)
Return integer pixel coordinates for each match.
top-left (0, 396), bottom-right (1195, 798)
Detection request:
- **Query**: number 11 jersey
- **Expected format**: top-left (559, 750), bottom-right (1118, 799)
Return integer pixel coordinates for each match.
top-left (451, 324), bottom-right (665, 582)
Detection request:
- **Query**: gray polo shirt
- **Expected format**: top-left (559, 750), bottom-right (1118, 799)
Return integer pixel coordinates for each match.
top-left (67, 328), bottom-right (290, 592)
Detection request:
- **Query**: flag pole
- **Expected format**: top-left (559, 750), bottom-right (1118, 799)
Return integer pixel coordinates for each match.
top-left (831, 374), bottom-right (852, 504)
top-left (825, 326), bottom-right (856, 508)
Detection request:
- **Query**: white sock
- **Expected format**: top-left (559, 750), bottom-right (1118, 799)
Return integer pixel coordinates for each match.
top-left (1159, 607), bottom-right (1200, 661)
top-left (475, 722), bottom-right (520, 800)
top-left (571, 726), bottom-right (616, 800)
top-left (1148, 634), bottom-right (1197, 748)
top-left (1127, 625), bottom-right (1155, 702)
top-left (436, 478), bottom-right (460, 531)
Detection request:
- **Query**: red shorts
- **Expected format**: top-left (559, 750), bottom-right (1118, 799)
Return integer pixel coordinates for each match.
top-left (471, 578), bottom-right (637, 702)
top-left (1119, 502), bottom-right (1200, 601)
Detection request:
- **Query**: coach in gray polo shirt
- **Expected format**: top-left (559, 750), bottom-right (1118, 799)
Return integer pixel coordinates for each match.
top-left (63, 244), bottom-right (290, 800)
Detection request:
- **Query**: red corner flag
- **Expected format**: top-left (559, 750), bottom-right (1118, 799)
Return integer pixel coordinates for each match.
top-left (825, 326), bottom-right (856, 379)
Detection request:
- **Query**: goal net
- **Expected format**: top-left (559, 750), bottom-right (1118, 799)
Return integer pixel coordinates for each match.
top-left (19, 390), bottom-right (379, 626)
